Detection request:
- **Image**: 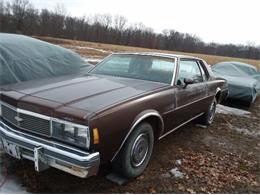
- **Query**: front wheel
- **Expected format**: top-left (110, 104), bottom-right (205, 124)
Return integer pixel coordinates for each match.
top-left (198, 97), bottom-right (217, 126)
top-left (113, 122), bottom-right (154, 179)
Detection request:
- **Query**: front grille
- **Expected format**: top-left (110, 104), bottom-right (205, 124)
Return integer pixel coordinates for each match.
top-left (19, 113), bottom-right (51, 136)
top-left (1, 104), bottom-right (51, 136)
top-left (2, 105), bottom-right (18, 126)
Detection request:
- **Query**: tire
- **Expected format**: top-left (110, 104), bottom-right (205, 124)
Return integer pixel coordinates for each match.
top-left (113, 122), bottom-right (154, 179)
top-left (198, 97), bottom-right (217, 126)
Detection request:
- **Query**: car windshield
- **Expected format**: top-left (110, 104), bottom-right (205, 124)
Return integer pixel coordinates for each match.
top-left (90, 54), bottom-right (175, 84)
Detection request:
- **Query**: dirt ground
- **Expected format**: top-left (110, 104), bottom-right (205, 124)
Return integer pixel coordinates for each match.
top-left (0, 39), bottom-right (259, 193)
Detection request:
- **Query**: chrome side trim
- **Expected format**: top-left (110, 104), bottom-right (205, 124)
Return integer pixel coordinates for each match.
top-left (163, 95), bottom-right (214, 115)
top-left (111, 111), bottom-right (164, 162)
top-left (175, 95), bottom-right (213, 111)
top-left (158, 112), bottom-right (204, 140)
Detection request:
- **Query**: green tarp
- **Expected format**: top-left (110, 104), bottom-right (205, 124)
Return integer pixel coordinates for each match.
top-left (0, 33), bottom-right (92, 86)
top-left (212, 61), bottom-right (260, 103)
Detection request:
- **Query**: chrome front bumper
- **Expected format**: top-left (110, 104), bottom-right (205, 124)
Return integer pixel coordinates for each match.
top-left (0, 120), bottom-right (100, 178)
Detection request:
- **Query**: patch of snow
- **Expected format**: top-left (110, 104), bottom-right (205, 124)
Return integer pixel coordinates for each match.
top-left (0, 150), bottom-right (28, 194)
top-left (195, 124), bottom-right (208, 129)
top-left (175, 159), bottom-right (182, 166)
top-left (0, 177), bottom-right (27, 194)
top-left (216, 104), bottom-right (251, 118)
top-left (228, 124), bottom-right (260, 138)
top-left (160, 172), bottom-right (171, 179)
top-left (169, 168), bottom-right (184, 179)
top-left (74, 46), bottom-right (113, 54)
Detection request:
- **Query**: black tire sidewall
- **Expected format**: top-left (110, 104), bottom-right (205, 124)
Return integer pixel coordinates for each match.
top-left (206, 98), bottom-right (217, 125)
top-left (116, 122), bottom-right (154, 179)
top-left (198, 97), bottom-right (217, 126)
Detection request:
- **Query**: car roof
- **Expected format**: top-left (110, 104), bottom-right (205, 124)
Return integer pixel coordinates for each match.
top-left (113, 52), bottom-right (202, 60)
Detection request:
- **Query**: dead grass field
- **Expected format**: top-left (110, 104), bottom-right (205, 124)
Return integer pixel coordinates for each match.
top-left (36, 36), bottom-right (260, 69)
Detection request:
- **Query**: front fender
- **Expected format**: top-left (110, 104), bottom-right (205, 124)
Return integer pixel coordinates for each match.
top-left (110, 109), bottom-right (164, 162)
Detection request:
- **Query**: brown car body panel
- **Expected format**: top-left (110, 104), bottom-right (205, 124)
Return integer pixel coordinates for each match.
top-left (0, 53), bottom-right (228, 163)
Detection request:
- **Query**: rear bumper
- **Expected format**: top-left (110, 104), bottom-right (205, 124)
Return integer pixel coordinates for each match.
top-left (0, 120), bottom-right (100, 178)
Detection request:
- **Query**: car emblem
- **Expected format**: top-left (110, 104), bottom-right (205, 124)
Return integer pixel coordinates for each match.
top-left (14, 116), bottom-right (23, 122)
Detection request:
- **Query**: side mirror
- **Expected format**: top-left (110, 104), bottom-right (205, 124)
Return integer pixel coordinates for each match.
top-left (183, 78), bottom-right (194, 88)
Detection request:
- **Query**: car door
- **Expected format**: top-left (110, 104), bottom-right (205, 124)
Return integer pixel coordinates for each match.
top-left (166, 59), bottom-right (208, 131)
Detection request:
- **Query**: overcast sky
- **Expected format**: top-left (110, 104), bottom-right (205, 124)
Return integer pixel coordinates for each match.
top-left (19, 0), bottom-right (260, 45)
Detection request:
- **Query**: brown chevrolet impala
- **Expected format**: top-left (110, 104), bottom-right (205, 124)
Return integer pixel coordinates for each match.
top-left (0, 52), bottom-right (228, 179)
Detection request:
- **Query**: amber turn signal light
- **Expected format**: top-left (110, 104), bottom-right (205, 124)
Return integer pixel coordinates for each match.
top-left (93, 128), bottom-right (100, 144)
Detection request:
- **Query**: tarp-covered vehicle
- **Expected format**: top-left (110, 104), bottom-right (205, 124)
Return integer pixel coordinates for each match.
top-left (0, 33), bottom-right (93, 87)
top-left (212, 61), bottom-right (260, 103)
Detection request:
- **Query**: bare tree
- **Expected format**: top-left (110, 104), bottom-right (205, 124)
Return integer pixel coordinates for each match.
top-left (104, 14), bottom-right (112, 28)
top-left (11, 0), bottom-right (31, 33)
top-left (0, 0), bottom-right (4, 14)
top-left (0, 0), bottom-right (4, 30)
top-left (114, 15), bottom-right (127, 31)
top-left (23, 4), bottom-right (38, 35)
top-left (39, 9), bottom-right (51, 36)
top-left (54, 3), bottom-right (66, 16)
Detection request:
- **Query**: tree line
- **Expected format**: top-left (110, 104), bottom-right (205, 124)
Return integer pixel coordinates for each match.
top-left (0, 0), bottom-right (259, 60)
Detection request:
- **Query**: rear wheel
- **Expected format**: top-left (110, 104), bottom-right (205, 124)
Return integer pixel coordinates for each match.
top-left (113, 122), bottom-right (154, 179)
top-left (198, 97), bottom-right (217, 126)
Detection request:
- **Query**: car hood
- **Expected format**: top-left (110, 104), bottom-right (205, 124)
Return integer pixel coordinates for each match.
top-left (0, 74), bottom-right (167, 122)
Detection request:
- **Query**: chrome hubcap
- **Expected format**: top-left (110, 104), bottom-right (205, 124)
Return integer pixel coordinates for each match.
top-left (209, 101), bottom-right (216, 122)
top-left (131, 133), bottom-right (149, 167)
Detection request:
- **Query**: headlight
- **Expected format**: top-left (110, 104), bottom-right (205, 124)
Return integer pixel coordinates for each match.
top-left (52, 119), bottom-right (90, 149)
